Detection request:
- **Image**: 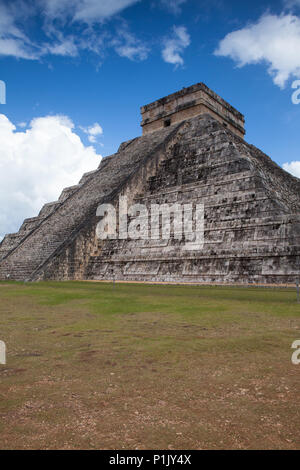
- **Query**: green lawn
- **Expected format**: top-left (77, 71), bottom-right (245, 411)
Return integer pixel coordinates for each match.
top-left (0, 281), bottom-right (299, 449)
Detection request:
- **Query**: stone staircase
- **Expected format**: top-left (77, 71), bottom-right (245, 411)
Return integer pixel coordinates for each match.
top-left (0, 124), bottom-right (182, 280)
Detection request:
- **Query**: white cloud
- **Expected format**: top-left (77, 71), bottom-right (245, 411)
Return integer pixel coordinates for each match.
top-left (0, 114), bottom-right (101, 239)
top-left (88, 123), bottom-right (103, 136)
top-left (283, 161), bottom-right (300, 177)
top-left (0, 38), bottom-right (39, 60)
top-left (160, 0), bottom-right (187, 15)
top-left (215, 13), bottom-right (300, 88)
top-left (46, 37), bottom-right (78, 57)
top-left (81, 122), bottom-right (104, 143)
top-left (0, 3), bottom-right (42, 59)
top-left (112, 29), bottom-right (149, 60)
top-left (40, 0), bottom-right (140, 24)
top-left (284, 0), bottom-right (300, 8)
top-left (0, 1), bottom-right (142, 62)
top-left (162, 25), bottom-right (190, 67)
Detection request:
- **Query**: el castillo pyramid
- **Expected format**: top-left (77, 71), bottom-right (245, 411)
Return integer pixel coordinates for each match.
top-left (0, 82), bottom-right (299, 284)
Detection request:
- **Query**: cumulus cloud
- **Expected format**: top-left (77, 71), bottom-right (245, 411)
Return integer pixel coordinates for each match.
top-left (81, 122), bottom-right (103, 143)
top-left (0, 114), bottom-right (101, 239)
top-left (215, 13), bottom-right (300, 88)
top-left (162, 25), bottom-right (190, 67)
top-left (283, 161), bottom-right (300, 177)
top-left (160, 0), bottom-right (188, 15)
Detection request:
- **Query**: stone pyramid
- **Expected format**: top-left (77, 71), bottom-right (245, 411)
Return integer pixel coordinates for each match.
top-left (0, 83), bottom-right (299, 284)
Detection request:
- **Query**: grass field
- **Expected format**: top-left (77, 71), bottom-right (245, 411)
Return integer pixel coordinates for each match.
top-left (0, 281), bottom-right (299, 450)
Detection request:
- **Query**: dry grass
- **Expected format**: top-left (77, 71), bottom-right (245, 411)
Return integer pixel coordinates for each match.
top-left (0, 281), bottom-right (299, 449)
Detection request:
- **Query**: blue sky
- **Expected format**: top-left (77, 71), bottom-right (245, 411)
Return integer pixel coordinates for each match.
top-left (1, 0), bottom-right (300, 238)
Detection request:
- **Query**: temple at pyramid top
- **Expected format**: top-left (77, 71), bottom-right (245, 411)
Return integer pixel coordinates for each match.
top-left (140, 82), bottom-right (245, 139)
